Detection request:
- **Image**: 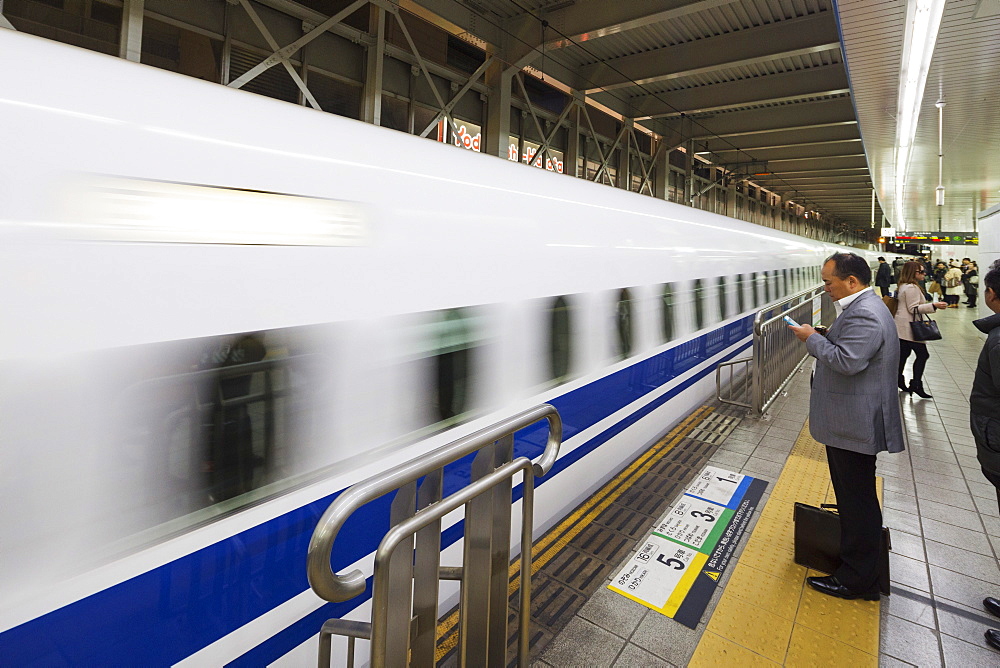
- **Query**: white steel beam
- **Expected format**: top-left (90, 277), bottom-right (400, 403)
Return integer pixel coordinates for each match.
top-left (580, 14), bottom-right (840, 94)
top-left (536, 0), bottom-right (740, 50)
top-left (630, 66), bottom-right (850, 120)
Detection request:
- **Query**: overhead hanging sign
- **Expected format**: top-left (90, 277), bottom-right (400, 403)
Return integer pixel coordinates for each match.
top-left (891, 232), bottom-right (978, 245)
top-left (608, 466), bottom-right (768, 628)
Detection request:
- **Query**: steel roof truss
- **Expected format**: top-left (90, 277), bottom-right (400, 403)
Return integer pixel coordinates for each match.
top-left (630, 66), bottom-right (850, 120)
top-left (418, 55), bottom-right (496, 138)
top-left (536, 0), bottom-right (741, 50)
top-left (229, 0), bottom-right (371, 109)
top-left (682, 98), bottom-right (857, 139)
top-left (581, 13), bottom-right (840, 94)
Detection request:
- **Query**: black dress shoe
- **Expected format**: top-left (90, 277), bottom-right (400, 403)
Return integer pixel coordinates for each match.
top-left (807, 575), bottom-right (879, 601)
top-left (985, 597), bottom-right (1000, 618)
top-left (986, 629), bottom-right (1000, 652)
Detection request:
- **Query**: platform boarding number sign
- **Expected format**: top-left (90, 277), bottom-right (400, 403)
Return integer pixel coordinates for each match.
top-left (612, 538), bottom-right (702, 617)
top-left (653, 498), bottom-right (726, 550)
top-left (607, 465), bottom-right (764, 621)
top-left (685, 467), bottom-right (744, 506)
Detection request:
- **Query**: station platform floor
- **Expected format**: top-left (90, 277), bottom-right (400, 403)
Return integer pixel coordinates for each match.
top-left (519, 304), bottom-right (999, 667)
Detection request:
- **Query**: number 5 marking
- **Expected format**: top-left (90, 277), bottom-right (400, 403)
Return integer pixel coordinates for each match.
top-left (657, 554), bottom-right (685, 570)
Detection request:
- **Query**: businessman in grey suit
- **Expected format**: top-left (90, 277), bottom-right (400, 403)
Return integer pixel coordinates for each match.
top-left (789, 252), bottom-right (905, 600)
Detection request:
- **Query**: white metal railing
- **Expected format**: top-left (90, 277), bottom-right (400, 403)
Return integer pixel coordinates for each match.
top-left (717, 285), bottom-right (835, 417)
top-left (306, 404), bottom-right (562, 667)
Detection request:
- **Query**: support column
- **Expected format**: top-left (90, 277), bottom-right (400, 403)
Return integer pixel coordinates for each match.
top-left (563, 93), bottom-right (582, 178)
top-left (726, 180), bottom-right (737, 219)
top-left (653, 140), bottom-right (669, 200)
top-left (221, 0), bottom-right (233, 84)
top-left (484, 68), bottom-right (513, 158)
top-left (1, 0), bottom-right (17, 31)
top-left (362, 5), bottom-right (385, 126)
top-left (119, 0), bottom-right (144, 62)
top-left (617, 119), bottom-right (633, 190)
top-left (684, 139), bottom-right (694, 206)
top-left (483, 38), bottom-right (514, 160)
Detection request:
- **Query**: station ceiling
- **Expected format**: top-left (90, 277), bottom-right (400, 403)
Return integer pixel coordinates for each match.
top-left (411, 0), bottom-right (1000, 234)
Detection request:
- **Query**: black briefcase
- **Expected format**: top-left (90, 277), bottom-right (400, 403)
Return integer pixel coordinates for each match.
top-left (793, 502), bottom-right (892, 596)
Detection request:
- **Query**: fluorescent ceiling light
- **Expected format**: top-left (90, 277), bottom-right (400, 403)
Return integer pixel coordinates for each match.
top-left (893, 0), bottom-right (948, 230)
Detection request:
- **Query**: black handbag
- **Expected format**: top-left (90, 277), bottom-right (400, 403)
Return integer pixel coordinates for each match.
top-left (910, 309), bottom-right (942, 342)
top-left (793, 502), bottom-right (891, 595)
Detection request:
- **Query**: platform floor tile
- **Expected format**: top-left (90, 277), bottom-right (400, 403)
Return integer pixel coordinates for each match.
top-left (693, 411), bottom-right (881, 666)
top-left (688, 631), bottom-right (782, 667)
top-left (704, 591), bottom-right (795, 663)
top-left (784, 622), bottom-right (878, 667)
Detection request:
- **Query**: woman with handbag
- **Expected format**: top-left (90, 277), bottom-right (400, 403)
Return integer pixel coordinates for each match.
top-left (895, 261), bottom-right (947, 397)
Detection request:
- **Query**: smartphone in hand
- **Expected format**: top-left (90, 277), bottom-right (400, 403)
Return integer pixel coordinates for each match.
top-left (783, 315), bottom-right (799, 327)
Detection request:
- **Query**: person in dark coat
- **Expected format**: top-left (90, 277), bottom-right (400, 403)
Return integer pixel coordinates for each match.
top-left (965, 261), bottom-right (979, 308)
top-left (874, 256), bottom-right (892, 296)
top-left (971, 267), bottom-right (1000, 652)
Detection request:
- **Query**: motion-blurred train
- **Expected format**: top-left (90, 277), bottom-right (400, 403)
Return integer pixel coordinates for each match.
top-left (0, 30), bottom-right (883, 665)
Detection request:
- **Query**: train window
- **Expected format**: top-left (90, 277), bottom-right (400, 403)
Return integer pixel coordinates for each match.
top-left (661, 283), bottom-right (675, 342)
top-left (763, 271), bottom-right (772, 303)
top-left (616, 288), bottom-right (634, 359)
top-left (693, 279), bottom-right (706, 330)
top-left (750, 272), bottom-right (759, 308)
top-left (736, 274), bottom-right (746, 313)
top-left (102, 326), bottom-right (320, 542)
top-left (434, 308), bottom-right (475, 421)
top-left (783, 268), bottom-right (790, 296)
top-left (196, 332), bottom-right (270, 503)
top-left (717, 276), bottom-right (728, 320)
top-left (549, 296), bottom-right (572, 382)
top-left (771, 270), bottom-right (780, 300)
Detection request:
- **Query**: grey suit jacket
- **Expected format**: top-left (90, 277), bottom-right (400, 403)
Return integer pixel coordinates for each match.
top-left (806, 289), bottom-right (905, 455)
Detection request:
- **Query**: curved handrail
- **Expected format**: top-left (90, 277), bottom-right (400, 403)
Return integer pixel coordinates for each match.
top-left (370, 457), bottom-right (535, 667)
top-left (306, 404), bottom-right (562, 603)
top-left (753, 284), bottom-right (827, 336)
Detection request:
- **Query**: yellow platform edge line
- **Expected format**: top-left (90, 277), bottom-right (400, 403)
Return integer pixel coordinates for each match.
top-left (691, 417), bottom-right (882, 665)
top-left (434, 405), bottom-right (713, 661)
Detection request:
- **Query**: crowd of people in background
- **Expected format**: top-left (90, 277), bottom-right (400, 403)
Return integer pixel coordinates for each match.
top-left (874, 254), bottom-right (982, 401)
top-left (876, 254), bottom-right (980, 307)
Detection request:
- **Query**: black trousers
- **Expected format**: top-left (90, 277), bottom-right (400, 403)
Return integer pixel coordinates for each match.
top-left (983, 468), bottom-right (1000, 515)
top-left (826, 445), bottom-right (882, 594)
top-left (898, 339), bottom-right (930, 382)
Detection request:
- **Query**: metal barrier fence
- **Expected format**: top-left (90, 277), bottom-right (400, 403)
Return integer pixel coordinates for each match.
top-left (717, 285), bottom-right (835, 417)
top-left (307, 404), bottom-right (562, 668)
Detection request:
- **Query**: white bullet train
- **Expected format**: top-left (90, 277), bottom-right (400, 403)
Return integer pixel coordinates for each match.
top-left (0, 30), bottom-right (882, 666)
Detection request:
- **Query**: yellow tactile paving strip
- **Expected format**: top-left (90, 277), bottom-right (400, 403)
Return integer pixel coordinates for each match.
top-left (689, 420), bottom-right (883, 667)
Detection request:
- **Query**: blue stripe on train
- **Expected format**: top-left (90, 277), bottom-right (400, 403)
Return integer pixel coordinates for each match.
top-left (0, 317), bottom-right (753, 666)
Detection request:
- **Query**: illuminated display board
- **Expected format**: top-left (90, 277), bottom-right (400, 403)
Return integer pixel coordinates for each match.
top-left (891, 232), bottom-right (978, 245)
